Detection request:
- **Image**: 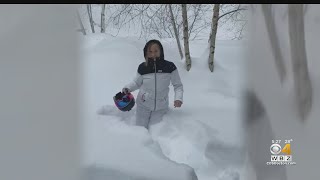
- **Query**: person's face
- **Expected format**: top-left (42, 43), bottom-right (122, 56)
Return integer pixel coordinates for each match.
top-left (147, 43), bottom-right (161, 60)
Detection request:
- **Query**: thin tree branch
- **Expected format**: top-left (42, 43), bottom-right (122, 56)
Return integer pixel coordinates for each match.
top-left (218, 8), bottom-right (247, 21)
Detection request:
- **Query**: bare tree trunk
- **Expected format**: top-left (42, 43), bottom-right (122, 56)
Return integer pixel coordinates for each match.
top-left (181, 4), bottom-right (191, 71)
top-left (87, 4), bottom-right (95, 33)
top-left (77, 10), bottom-right (86, 35)
top-left (261, 4), bottom-right (286, 83)
top-left (244, 90), bottom-right (288, 180)
top-left (169, 4), bottom-right (183, 60)
top-left (208, 4), bottom-right (220, 72)
top-left (101, 4), bottom-right (106, 33)
top-left (288, 4), bottom-right (313, 121)
top-left (208, 5), bottom-right (247, 43)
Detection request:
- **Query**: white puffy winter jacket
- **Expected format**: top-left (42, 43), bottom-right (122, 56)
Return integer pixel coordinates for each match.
top-left (124, 59), bottom-right (183, 111)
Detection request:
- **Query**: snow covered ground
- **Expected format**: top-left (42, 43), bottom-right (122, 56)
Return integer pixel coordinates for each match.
top-left (80, 33), bottom-right (247, 180)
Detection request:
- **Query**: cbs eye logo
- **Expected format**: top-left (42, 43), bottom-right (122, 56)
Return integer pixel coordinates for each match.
top-left (270, 143), bottom-right (291, 155)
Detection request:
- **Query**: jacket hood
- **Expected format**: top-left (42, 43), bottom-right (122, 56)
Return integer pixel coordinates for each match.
top-left (143, 39), bottom-right (164, 61)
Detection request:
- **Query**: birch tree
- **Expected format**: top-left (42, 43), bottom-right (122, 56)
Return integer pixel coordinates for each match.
top-left (169, 4), bottom-right (183, 60)
top-left (77, 9), bottom-right (86, 35)
top-left (182, 4), bottom-right (191, 71)
top-left (261, 4), bottom-right (286, 83)
top-left (101, 4), bottom-right (106, 33)
top-left (87, 4), bottom-right (95, 33)
top-left (208, 4), bottom-right (220, 72)
top-left (288, 4), bottom-right (313, 121)
top-left (207, 4), bottom-right (247, 72)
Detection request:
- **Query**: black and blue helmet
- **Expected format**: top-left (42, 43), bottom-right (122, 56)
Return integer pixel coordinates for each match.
top-left (113, 92), bottom-right (135, 111)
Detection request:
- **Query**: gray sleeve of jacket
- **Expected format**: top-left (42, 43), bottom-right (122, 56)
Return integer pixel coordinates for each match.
top-left (124, 72), bottom-right (143, 92)
top-left (171, 69), bottom-right (184, 102)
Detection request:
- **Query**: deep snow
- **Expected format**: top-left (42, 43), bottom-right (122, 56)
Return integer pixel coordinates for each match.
top-left (80, 33), bottom-right (247, 180)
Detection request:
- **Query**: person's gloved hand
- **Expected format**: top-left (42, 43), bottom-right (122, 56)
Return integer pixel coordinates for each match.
top-left (122, 88), bottom-right (130, 94)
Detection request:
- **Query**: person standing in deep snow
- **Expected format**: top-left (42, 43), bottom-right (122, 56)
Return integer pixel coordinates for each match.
top-left (122, 39), bottom-right (184, 130)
